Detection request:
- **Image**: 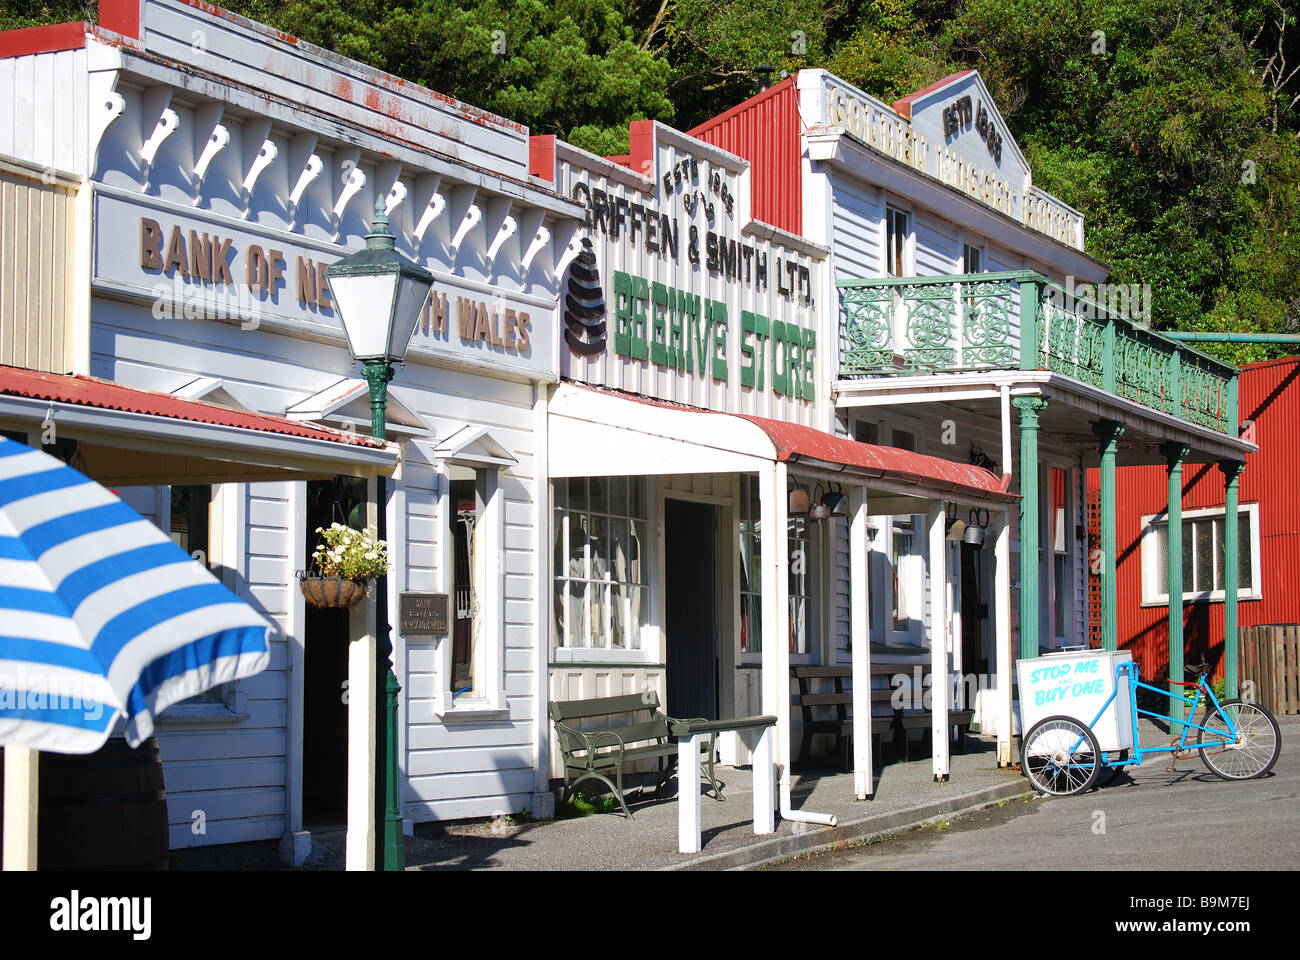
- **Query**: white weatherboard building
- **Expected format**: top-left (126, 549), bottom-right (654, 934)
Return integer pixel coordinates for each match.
top-left (531, 121), bottom-right (1021, 811)
top-left (0, 0), bottom-right (582, 859)
top-left (688, 67), bottom-right (1250, 760)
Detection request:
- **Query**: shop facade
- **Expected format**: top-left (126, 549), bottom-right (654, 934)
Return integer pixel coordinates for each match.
top-left (1, 0), bottom-right (581, 857)
top-left (687, 69), bottom-right (1254, 755)
top-left (531, 121), bottom-right (1022, 804)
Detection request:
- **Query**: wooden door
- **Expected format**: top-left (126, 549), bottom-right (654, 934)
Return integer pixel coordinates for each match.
top-left (665, 499), bottom-right (718, 720)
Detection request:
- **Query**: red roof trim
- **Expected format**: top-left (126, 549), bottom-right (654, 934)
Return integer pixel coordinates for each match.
top-left (1242, 355), bottom-right (1300, 371)
top-left (99, 0), bottom-right (142, 40)
top-left (892, 69), bottom-right (977, 119)
top-left (563, 382), bottom-right (1015, 502)
top-left (529, 135), bottom-right (556, 183)
top-left (686, 75), bottom-right (796, 137)
top-left (0, 22), bottom-right (88, 58)
top-left (0, 366), bottom-right (385, 448)
top-left (626, 120), bottom-right (655, 178)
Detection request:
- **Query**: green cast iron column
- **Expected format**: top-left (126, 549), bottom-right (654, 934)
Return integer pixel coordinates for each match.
top-left (1013, 397), bottom-right (1048, 658)
top-left (1221, 460), bottom-right (1244, 699)
top-left (1162, 442), bottom-right (1190, 732)
top-left (363, 360), bottom-right (406, 872)
top-left (1092, 421), bottom-right (1125, 651)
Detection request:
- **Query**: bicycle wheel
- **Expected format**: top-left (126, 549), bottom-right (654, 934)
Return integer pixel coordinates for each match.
top-left (1198, 699), bottom-right (1281, 781)
top-left (1022, 716), bottom-right (1101, 796)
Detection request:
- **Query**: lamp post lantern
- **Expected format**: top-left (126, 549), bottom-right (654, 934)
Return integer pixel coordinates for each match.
top-left (325, 200), bottom-right (434, 871)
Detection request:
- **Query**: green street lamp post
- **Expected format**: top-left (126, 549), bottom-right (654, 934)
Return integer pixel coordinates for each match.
top-left (325, 200), bottom-right (434, 871)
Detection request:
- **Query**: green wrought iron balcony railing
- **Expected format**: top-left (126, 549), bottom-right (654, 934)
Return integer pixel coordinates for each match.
top-left (837, 272), bottom-right (1239, 436)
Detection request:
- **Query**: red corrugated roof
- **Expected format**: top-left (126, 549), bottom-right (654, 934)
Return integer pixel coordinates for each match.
top-left (565, 382), bottom-right (1015, 502)
top-left (737, 413), bottom-right (1016, 502)
top-left (892, 70), bottom-right (977, 119)
top-left (0, 365), bottom-right (384, 448)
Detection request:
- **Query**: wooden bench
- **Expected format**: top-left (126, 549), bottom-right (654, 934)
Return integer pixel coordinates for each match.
top-left (793, 665), bottom-right (896, 769)
top-left (887, 666), bottom-right (976, 760)
top-left (549, 692), bottom-right (721, 820)
top-left (793, 663), bottom-right (976, 768)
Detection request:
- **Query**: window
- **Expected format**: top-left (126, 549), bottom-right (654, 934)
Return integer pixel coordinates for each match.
top-left (1139, 504), bottom-right (1261, 604)
top-left (963, 243), bottom-right (983, 275)
top-left (891, 428), bottom-right (915, 452)
top-left (1050, 468), bottom-right (1070, 643)
top-left (553, 477), bottom-right (648, 650)
top-left (890, 516), bottom-right (922, 634)
top-left (738, 475), bottom-right (762, 654)
top-left (170, 484), bottom-right (213, 567)
top-left (886, 208), bottom-right (909, 277)
top-left (737, 476), bottom-right (818, 657)
top-left (787, 489), bottom-right (814, 656)
top-left (449, 472), bottom-right (483, 696)
top-left (854, 420), bottom-right (878, 445)
top-left (441, 462), bottom-right (504, 714)
top-left (171, 485), bottom-right (222, 706)
top-left (448, 465), bottom-right (502, 699)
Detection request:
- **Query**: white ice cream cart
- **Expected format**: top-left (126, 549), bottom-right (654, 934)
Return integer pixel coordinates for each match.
top-left (1017, 649), bottom-right (1134, 753)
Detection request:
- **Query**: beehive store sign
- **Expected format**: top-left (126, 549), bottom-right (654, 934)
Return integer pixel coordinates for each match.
top-left (91, 189), bottom-right (555, 380)
top-left (569, 149), bottom-right (816, 403)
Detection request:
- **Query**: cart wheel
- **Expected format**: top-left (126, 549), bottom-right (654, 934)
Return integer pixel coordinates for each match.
top-left (1198, 699), bottom-right (1281, 781)
top-left (1022, 716), bottom-right (1101, 796)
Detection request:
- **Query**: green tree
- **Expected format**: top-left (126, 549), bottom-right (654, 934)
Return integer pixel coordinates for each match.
top-left (226, 0), bottom-right (674, 154)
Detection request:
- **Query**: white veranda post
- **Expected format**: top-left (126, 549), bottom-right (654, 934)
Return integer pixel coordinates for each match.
top-left (928, 503), bottom-right (951, 781)
top-left (758, 462), bottom-right (791, 814)
top-left (995, 507), bottom-right (1014, 766)
top-left (849, 483), bottom-right (873, 799)
top-left (2, 747), bottom-right (39, 870)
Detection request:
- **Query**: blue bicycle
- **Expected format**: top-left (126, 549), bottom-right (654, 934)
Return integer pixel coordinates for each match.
top-left (1022, 659), bottom-right (1282, 796)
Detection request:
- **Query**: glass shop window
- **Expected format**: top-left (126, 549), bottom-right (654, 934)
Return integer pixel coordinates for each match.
top-left (553, 476), bottom-right (648, 650)
top-left (737, 476), bottom-right (819, 656)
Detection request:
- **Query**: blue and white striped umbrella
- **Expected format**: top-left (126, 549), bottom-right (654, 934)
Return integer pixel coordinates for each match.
top-left (0, 435), bottom-right (272, 754)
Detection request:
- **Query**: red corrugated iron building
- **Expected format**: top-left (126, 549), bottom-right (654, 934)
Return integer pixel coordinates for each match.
top-left (686, 76), bottom-right (803, 235)
top-left (1088, 356), bottom-right (1300, 681)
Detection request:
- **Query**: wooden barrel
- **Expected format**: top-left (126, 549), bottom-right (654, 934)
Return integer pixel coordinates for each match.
top-left (1, 737), bottom-right (170, 870)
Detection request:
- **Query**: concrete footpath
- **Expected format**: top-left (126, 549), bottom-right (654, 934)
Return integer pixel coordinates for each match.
top-left (402, 737), bottom-right (1033, 871)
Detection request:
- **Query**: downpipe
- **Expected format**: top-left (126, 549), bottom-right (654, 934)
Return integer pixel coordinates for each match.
top-left (777, 766), bottom-right (838, 827)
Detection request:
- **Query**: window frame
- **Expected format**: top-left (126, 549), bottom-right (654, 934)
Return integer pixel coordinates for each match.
top-left (156, 483), bottom-right (250, 724)
top-left (1139, 503), bottom-right (1262, 606)
top-left (885, 206), bottom-right (911, 278)
top-left (1045, 465), bottom-right (1078, 650)
top-left (436, 463), bottom-right (507, 718)
top-left (736, 476), bottom-right (827, 666)
top-left (550, 476), bottom-right (655, 664)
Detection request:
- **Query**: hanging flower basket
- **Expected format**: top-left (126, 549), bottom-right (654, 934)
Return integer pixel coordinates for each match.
top-left (299, 574), bottom-right (369, 609)
top-left (300, 523), bottom-right (390, 610)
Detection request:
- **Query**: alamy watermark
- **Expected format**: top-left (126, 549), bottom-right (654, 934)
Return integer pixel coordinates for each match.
top-left (150, 273), bottom-right (262, 330)
top-left (1044, 275), bottom-right (1152, 326)
top-left (0, 668), bottom-right (105, 721)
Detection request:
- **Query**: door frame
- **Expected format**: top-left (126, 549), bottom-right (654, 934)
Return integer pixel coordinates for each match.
top-left (658, 488), bottom-right (735, 722)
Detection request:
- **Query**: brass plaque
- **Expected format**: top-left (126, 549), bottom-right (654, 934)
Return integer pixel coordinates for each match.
top-left (399, 593), bottom-right (448, 637)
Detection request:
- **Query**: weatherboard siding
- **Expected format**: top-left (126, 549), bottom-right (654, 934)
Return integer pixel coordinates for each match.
top-left (87, 278), bottom-right (546, 843)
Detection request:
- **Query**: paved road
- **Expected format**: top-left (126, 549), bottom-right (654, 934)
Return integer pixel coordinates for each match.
top-left (771, 717), bottom-right (1299, 872)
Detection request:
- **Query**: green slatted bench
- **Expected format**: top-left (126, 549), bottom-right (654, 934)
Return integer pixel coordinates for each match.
top-left (549, 692), bottom-right (722, 820)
